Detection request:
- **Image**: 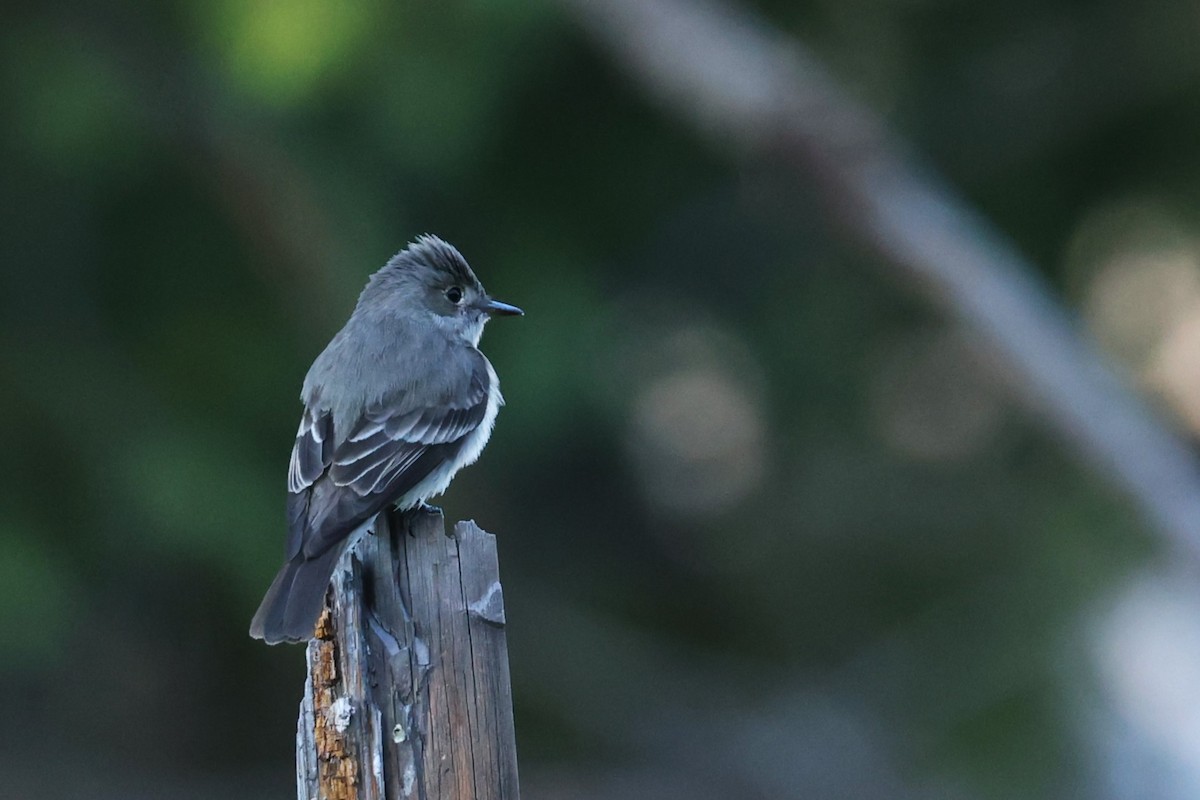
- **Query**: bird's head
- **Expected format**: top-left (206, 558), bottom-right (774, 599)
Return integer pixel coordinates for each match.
top-left (362, 234), bottom-right (523, 345)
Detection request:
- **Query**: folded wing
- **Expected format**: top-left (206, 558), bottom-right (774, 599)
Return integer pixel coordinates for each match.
top-left (286, 354), bottom-right (490, 560)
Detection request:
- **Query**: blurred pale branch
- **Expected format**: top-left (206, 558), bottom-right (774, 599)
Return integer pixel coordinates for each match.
top-left (562, 0), bottom-right (1200, 559)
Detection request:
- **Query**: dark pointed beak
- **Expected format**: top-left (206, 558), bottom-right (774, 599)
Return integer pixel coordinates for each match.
top-left (482, 297), bottom-right (524, 317)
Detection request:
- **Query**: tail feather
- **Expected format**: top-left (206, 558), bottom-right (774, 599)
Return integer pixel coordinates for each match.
top-left (249, 545), bottom-right (347, 645)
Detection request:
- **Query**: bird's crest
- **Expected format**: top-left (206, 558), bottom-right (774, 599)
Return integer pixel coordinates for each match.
top-left (393, 234), bottom-right (481, 290)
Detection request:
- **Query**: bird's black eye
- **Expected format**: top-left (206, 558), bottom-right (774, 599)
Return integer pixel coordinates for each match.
top-left (446, 286), bottom-right (464, 304)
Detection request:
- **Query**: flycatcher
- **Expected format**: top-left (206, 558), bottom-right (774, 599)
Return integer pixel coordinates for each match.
top-left (250, 235), bottom-right (522, 645)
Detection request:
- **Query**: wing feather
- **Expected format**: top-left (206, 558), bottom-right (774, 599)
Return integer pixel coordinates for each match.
top-left (287, 408), bottom-right (334, 493)
top-left (329, 382), bottom-right (488, 494)
top-left (290, 351), bottom-right (492, 560)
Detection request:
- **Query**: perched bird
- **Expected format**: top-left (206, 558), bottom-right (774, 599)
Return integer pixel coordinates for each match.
top-left (250, 235), bottom-right (522, 645)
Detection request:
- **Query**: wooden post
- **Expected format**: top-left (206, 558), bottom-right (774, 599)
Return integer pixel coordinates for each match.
top-left (296, 508), bottom-right (520, 800)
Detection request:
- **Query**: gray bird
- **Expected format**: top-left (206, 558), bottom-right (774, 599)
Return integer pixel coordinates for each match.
top-left (250, 235), bottom-right (522, 645)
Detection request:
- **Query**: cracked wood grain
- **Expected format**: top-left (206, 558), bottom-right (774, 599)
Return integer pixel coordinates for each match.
top-left (296, 508), bottom-right (520, 800)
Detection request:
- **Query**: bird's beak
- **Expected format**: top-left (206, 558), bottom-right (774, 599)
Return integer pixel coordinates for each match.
top-left (481, 297), bottom-right (524, 317)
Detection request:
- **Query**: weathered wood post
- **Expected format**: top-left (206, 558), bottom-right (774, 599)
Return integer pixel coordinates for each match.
top-left (296, 507), bottom-right (520, 800)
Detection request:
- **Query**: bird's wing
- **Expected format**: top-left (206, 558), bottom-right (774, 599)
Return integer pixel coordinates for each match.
top-left (284, 406), bottom-right (335, 560)
top-left (287, 352), bottom-right (491, 560)
top-left (287, 406), bottom-right (335, 494)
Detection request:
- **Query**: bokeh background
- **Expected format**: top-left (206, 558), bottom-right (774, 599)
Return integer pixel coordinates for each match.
top-left (6, 1), bottom-right (1200, 798)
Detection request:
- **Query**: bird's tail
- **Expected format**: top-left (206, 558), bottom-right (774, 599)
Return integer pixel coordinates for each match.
top-left (249, 545), bottom-right (347, 645)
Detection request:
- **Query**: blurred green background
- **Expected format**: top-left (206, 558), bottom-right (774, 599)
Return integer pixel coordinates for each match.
top-left (6, 1), bottom-right (1200, 797)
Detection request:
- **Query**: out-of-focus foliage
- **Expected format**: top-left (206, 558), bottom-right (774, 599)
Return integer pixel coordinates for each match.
top-left (3, 0), bottom-right (1200, 797)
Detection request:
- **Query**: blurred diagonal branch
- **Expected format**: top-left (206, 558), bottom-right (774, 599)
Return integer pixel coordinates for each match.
top-left (563, 0), bottom-right (1200, 557)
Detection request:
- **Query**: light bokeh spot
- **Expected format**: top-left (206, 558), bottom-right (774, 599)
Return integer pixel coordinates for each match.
top-left (624, 325), bottom-right (766, 518)
top-left (1094, 570), bottom-right (1200, 785)
top-left (869, 328), bottom-right (1007, 462)
top-left (1069, 200), bottom-right (1200, 433)
top-left (211, 0), bottom-right (370, 106)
